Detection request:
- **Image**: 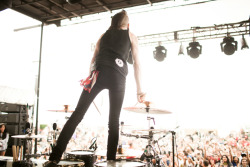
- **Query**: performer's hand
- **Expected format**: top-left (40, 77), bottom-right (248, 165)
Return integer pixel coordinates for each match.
top-left (137, 92), bottom-right (146, 103)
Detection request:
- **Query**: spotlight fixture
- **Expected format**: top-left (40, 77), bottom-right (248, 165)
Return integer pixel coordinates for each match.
top-left (186, 41), bottom-right (202, 58)
top-left (153, 44), bottom-right (167, 62)
top-left (178, 42), bottom-right (184, 55)
top-left (241, 35), bottom-right (249, 50)
top-left (220, 36), bottom-right (238, 55)
top-left (66, 0), bottom-right (81, 4)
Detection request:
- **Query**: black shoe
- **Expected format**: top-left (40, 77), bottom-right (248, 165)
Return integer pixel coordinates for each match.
top-left (43, 161), bottom-right (58, 167)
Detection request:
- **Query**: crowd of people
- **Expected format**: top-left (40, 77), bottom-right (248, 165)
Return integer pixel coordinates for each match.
top-left (1, 121), bottom-right (250, 167)
top-left (161, 129), bottom-right (250, 167)
top-left (36, 123), bottom-right (250, 167)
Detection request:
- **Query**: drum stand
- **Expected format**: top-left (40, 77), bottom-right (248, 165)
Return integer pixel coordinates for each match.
top-left (12, 132), bottom-right (47, 167)
top-left (141, 116), bottom-right (166, 167)
top-left (121, 115), bottom-right (165, 167)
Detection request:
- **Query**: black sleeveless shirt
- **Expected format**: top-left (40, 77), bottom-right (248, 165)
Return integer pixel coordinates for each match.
top-left (95, 29), bottom-right (131, 77)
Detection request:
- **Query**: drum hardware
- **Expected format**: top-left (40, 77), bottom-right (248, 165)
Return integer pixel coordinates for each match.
top-left (47, 122), bottom-right (59, 152)
top-left (139, 145), bottom-right (155, 163)
top-left (120, 132), bottom-right (151, 139)
top-left (121, 118), bottom-right (165, 166)
top-left (65, 137), bottom-right (97, 167)
top-left (171, 130), bottom-right (176, 167)
top-left (11, 133), bottom-right (46, 162)
top-left (65, 150), bottom-right (95, 167)
top-left (121, 102), bottom-right (172, 167)
top-left (43, 160), bottom-right (85, 167)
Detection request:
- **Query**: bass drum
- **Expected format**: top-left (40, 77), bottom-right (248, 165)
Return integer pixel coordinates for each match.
top-left (94, 160), bottom-right (146, 167)
top-left (65, 150), bottom-right (96, 167)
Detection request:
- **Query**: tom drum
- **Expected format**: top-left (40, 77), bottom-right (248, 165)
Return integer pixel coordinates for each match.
top-left (66, 150), bottom-right (96, 167)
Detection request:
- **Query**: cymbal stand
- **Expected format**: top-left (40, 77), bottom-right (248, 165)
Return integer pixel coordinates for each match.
top-left (16, 135), bottom-right (33, 167)
top-left (141, 115), bottom-right (160, 167)
top-left (146, 115), bottom-right (154, 155)
top-left (24, 134), bottom-right (33, 162)
top-left (145, 111), bottom-right (168, 167)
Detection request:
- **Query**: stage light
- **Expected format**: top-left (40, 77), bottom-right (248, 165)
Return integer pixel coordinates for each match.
top-left (186, 41), bottom-right (202, 58)
top-left (178, 43), bottom-right (184, 55)
top-left (220, 36), bottom-right (238, 55)
top-left (66, 0), bottom-right (81, 4)
top-left (241, 35), bottom-right (249, 50)
top-left (153, 45), bottom-right (167, 62)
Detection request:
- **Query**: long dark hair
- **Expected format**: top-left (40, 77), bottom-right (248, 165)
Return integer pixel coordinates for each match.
top-left (0, 124), bottom-right (8, 139)
top-left (232, 156), bottom-right (239, 164)
top-left (109, 10), bottom-right (129, 30)
top-left (221, 155), bottom-right (231, 166)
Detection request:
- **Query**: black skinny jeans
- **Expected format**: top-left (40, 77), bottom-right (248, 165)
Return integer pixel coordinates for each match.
top-left (49, 65), bottom-right (126, 161)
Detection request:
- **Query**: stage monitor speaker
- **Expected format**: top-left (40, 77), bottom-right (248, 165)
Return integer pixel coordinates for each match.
top-left (6, 124), bottom-right (26, 135)
top-left (0, 113), bottom-right (28, 123)
top-left (0, 103), bottom-right (27, 113)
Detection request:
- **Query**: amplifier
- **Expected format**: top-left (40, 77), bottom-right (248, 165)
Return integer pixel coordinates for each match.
top-left (0, 113), bottom-right (28, 123)
top-left (8, 137), bottom-right (24, 147)
top-left (6, 124), bottom-right (26, 135)
top-left (0, 103), bottom-right (28, 112)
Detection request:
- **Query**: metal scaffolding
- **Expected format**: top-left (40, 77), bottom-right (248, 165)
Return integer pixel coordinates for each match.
top-left (138, 19), bottom-right (250, 46)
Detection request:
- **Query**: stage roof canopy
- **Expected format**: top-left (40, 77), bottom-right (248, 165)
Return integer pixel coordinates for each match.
top-left (3, 0), bottom-right (174, 26)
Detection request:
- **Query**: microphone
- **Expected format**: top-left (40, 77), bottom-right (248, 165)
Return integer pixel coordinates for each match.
top-left (120, 121), bottom-right (124, 134)
top-left (25, 122), bottom-right (31, 134)
top-left (53, 123), bottom-right (57, 131)
top-left (52, 123), bottom-right (58, 144)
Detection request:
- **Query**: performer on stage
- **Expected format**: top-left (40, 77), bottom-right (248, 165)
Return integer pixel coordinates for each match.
top-left (0, 123), bottom-right (9, 156)
top-left (45, 10), bottom-right (146, 167)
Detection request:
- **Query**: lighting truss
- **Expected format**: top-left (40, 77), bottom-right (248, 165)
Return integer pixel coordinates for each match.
top-left (138, 20), bottom-right (250, 47)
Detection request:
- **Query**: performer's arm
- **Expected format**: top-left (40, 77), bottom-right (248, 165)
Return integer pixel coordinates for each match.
top-left (89, 34), bottom-right (103, 74)
top-left (129, 31), bottom-right (145, 103)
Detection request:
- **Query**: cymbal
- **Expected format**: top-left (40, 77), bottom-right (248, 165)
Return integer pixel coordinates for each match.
top-left (123, 106), bottom-right (171, 114)
top-left (47, 105), bottom-right (74, 113)
top-left (12, 134), bottom-right (46, 139)
top-left (132, 129), bottom-right (166, 133)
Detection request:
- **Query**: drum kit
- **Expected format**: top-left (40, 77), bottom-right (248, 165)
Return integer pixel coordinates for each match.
top-left (7, 101), bottom-right (173, 167)
top-left (95, 101), bottom-right (173, 167)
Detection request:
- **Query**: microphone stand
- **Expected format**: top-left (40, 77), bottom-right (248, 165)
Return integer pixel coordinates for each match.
top-left (171, 131), bottom-right (176, 167)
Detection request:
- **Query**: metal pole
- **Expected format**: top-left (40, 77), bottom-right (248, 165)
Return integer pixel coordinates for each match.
top-left (35, 22), bottom-right (44, 153)
top-left (172, 131), bottom-right (175, 167)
